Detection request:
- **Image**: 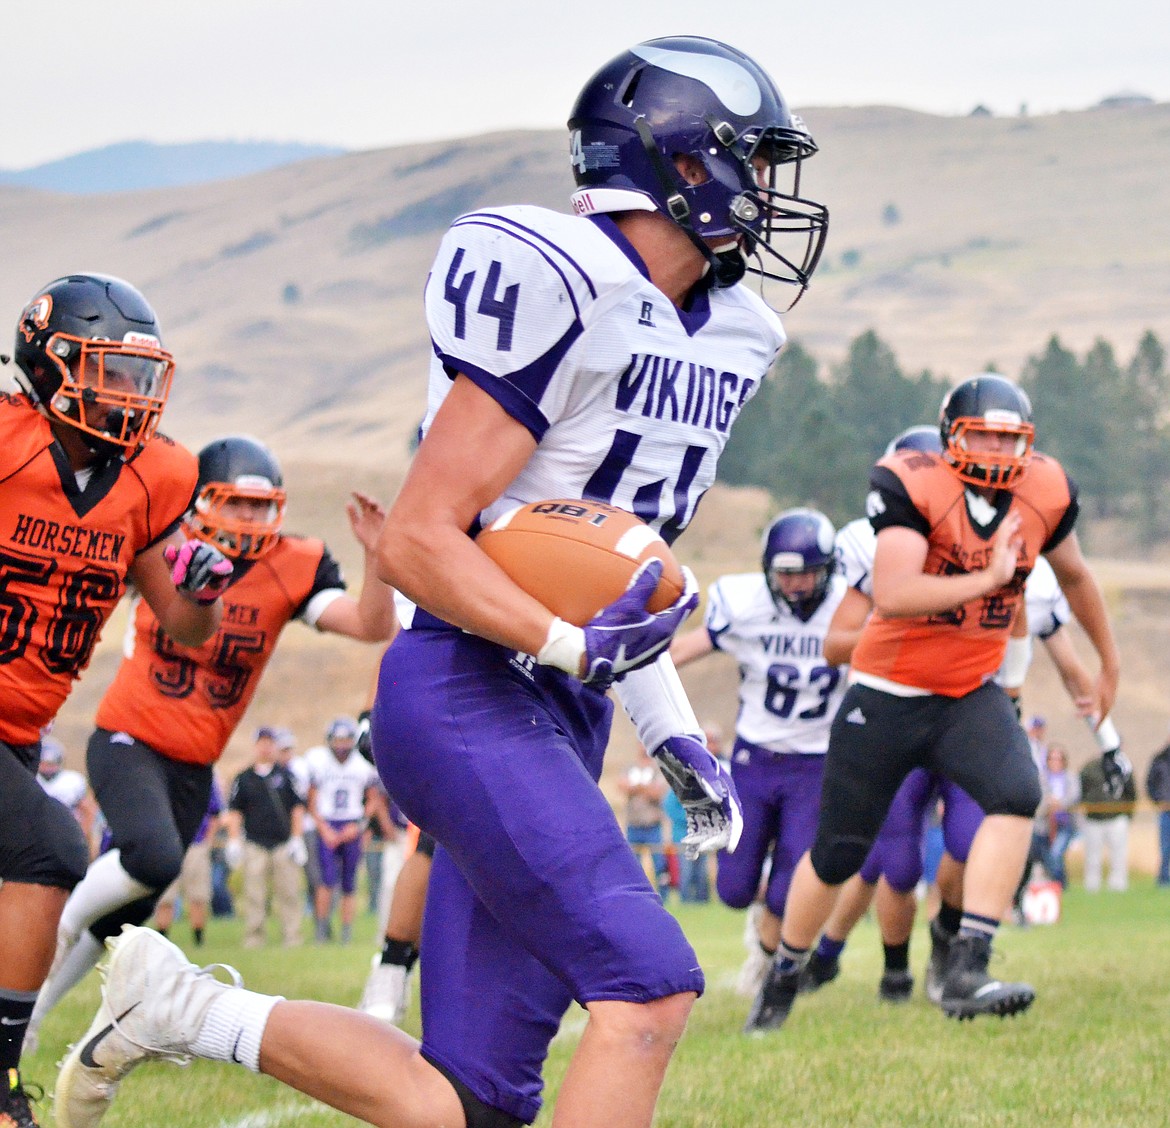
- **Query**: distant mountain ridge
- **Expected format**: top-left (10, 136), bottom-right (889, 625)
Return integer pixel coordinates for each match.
top-left (0, 140), bottom-right (347, 194)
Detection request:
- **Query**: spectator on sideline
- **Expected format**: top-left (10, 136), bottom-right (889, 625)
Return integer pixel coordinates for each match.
top-left (1079, 755), bottom-right (1137, 892)
top-left (36, 737), bottom-right (100, 860)
top-left (617, 743), bottom-right (670, 899)
top-left (225, 728), bottom-right (307, 948)
top-left (1146, 733), bottom-right (1170, 886)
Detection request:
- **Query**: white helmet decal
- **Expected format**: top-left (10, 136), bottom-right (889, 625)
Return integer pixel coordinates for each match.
top-left (631, 44), bottom-right (763, 116)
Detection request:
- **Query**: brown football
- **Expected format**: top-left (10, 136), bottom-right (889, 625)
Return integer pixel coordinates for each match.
top-left (475, 499), bottom-right (686, 627)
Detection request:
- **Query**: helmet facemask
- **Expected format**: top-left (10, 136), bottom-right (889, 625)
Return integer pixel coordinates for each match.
top-left (189, 476), bottom-right (287, 561)
top-left (766, 557), bottom-right (834, 622)
top-left (33, 331), bottom-right (173, 454)
top-left (944, 413), bottom-right (1035, 489)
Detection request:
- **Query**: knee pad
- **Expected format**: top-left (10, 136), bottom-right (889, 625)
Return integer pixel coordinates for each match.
top-left (809, 835), bottom-right (873, 887)
top-left (714, 872), bottom-right (758, 911)
top-left (982, 774), bottom-right (1043, 820)
top-left (422, 1052), bottom-right (527, 1128)
top-left (10, 790), bottom-right (90, 888)
top-left (119, 839), bottom-right (184, 891)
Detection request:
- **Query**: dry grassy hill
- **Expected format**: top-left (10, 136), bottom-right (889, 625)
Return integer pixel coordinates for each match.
top-left (4, 105), bottom-right (1169, 849)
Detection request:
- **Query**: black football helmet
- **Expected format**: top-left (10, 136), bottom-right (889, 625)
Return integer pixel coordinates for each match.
top-left (885, 424), bottom-right (944, 457)
top-left (189, 435), bottom-right (286, 560)
top-left (13, 273), bottom-right (174, 456)
top-left (567, 36), bottom-right (827, 301)
top-left (761, 507), bottom-right (837, 621)
top-left (939, 374), bottom-right (1034, 488)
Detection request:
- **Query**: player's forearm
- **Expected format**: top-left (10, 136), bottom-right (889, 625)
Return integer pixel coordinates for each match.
top-left (157, 596), bottom-right (222, 647)
top-left (1061, 571), bottom-right (1120, 676)
top-left (353, 548), bottom-right (399, 642)
top-left (872, 569), bottom-right (1002, 619)
top-left (377, 517), bottom-right (554, 657)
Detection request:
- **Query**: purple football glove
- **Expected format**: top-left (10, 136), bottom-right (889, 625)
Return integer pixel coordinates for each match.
top-left (164, 539), bottom-right (233, 604)
top-left (652, 734), bottom-right (743, 857)
top-left (580, 559), bottom-right (698, 690)
top-left (1101, 746), bottom-right (1132, 801)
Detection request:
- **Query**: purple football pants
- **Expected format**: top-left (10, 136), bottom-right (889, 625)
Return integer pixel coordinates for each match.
top-left (859, 769), bottom-right (985, 892)
top-left (317, 820), bottom-right (363, 893)
top-left (372, 620), bottom-right (702, 1125)
top-left (717, 740), bottom-right (825, 918)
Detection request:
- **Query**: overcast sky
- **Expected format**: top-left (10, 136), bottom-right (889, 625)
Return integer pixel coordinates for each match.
top-left (3, 0), bottom-right (1166, 169)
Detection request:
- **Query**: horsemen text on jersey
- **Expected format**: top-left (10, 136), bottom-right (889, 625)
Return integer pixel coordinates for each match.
top-left (850, 448), bottom-right (1078, 698)
top-left (0, 393), bottom-right (195, 744)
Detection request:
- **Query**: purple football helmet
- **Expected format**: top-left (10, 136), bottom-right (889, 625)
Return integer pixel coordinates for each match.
top-left (885, 424), bottom-right (944, 457)
top-left (761, 507), bottom-right (837, 621)
top-left (567, 36), bottom-right (828, 301)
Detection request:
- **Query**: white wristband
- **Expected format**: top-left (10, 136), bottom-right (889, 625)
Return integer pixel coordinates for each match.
top-left (537, 617), bottom-right (586, 677)
top-left (998, 634), bottom-right (1032, 689)
top-left (1091, 715), bottom-right (1121, 752)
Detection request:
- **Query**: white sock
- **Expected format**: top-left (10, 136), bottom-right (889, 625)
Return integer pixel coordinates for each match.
top-left (191, 989), bottom-right (283, 1073)
top-left (59, 850), bottom-right (154, 937)
top-left (30, 931), bottom-right (103, 1028)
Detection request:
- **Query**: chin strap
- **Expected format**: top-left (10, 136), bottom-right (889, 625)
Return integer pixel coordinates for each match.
top-left (633, 116), bottom-right (745, 289)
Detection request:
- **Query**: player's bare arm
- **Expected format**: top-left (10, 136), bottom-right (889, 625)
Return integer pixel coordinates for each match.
top-left (313, 492), bottom-right (397, 642)
top-left (1040, 626), bottom-right (1096, 714)
top-left (377, 374), bottom-right (557, 658)
top-left (130, 535), bottom-right (222, 646)
top-left (872, 510), bottom-right (1022, 618)
top-left (669, 627), bottom-right (715, 667)
top-left (823, 585), bottom-right (872, 666)
top-left (1044, 530), bottom-right (1120, 721)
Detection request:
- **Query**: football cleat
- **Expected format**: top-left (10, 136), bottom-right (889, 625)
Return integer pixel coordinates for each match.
top-left (743, 962), bottom-right (802, 1034)
top-left (0, 1068), bottom-right (42, 1128)
top-left (939, 935), bottom-right (1035, 1021)
top-left (924, 917), bottom-right (953, 1005)
top-left (55, 927), bottom-right (241, 1128)
top-left (877, 968), bottom-right (914, 1003)
top-left (798, 950), bottom-right (840, 994)
top-left (358, 956), bottom-right (411, 1025)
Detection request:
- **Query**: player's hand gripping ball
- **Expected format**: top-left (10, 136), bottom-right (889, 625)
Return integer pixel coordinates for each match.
top-left (475, 499), bottom-right (686, 626)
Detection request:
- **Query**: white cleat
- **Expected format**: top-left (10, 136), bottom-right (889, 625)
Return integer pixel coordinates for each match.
top-left (734, 943), bottom-right (772, 999)
top-left (358, 955), bottom-right (410, 1025)
top-left (54, 926), bottom-right (241, 1128)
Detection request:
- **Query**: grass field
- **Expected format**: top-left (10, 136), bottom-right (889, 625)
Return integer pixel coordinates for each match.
top-left (24, 882), bottom-right (1168, 1127)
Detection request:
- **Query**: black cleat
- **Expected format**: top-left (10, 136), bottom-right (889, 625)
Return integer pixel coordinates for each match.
top-left (939, 935), bottom-right (1035, 1021)
top-left (798, 951), bottom-right (840, 994)
top-left (743, 963), bottom-right (802, 1034)
top-left (1, 1068), bottom-right (42, 1127)
top-left (924, 918), bottom-right (954, 1005)
top-left (878, 968), bottom-right (914, 1003)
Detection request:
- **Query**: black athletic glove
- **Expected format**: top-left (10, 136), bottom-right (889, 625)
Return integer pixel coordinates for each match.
top-left (1101, 746), bottom-right (1133, 801)
top-left (356, 709), bottom-right (373, 763)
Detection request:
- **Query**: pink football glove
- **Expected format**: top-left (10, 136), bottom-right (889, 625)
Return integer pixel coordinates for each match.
top-left (164, 539), bottom-right (233, 604)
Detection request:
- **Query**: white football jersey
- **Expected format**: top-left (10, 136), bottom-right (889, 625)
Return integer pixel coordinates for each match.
top-left (705, 572), bottom-right (848, 754)
top-left (38, 768), bottom-right (88, 812)
top-left (834, 517), bottom-right (876, 597)
top-left (421, 206), bottom-right (785, 543)
top-left (304, 745), bottom-right (378, 822)
top-left (1023, 555), bottom-right (1070, 640)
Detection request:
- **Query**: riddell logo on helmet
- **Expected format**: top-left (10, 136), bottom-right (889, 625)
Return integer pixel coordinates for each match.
top-left (123, 331), bottom-right (161, 347)
top-left (20, 296), bottom-right (52, 340)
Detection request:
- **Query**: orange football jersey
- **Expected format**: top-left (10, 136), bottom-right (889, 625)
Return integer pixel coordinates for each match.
top-left (95, 532), bottom-right (344, 764)
top-left (850, 449), bottom-right (1076, 697)
top-left (0, 394), bottom-right (196, 744)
